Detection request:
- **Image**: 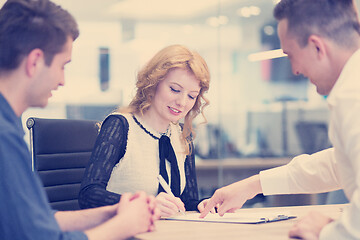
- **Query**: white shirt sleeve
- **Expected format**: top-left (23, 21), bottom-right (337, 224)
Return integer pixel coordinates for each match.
top-left (259, 148), bottom-right (341, 195)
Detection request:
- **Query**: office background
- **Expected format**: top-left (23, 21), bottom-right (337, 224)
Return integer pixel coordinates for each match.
top-left (8, 0), bottom-right (359, 205)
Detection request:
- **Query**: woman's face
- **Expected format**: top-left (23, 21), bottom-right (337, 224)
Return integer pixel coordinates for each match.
top-left (147, 68), bottom-right (201, 130)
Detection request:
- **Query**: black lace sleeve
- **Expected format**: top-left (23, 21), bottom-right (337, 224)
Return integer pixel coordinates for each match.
top-left (78, 115), bottom-right (129, 209)
top-left (180, 142), bottom-right (202, 211)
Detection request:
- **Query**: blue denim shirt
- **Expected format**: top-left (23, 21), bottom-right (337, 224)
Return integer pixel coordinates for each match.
top-left (0, 94), bottom-right (87, 240)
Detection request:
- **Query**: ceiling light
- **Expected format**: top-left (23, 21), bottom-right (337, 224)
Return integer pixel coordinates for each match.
top-left (218, 16), bottom-right (229, 25)
top-left (248, 49), bottom-right (287, 62)
top-left (206, 17), bottom-right (220, 27)
top-left (250, 6), bottom-right (261, 16)
top-left (273, 0), bottom-right (281, 4)
top-left (263, 25), bottom-right (275, 35)
top-left (237, 5), bottom-right (261, 18)
top-left (206, 15), bottom-right (228, 27)
top-left (237, 7), bottom-right (251, 18)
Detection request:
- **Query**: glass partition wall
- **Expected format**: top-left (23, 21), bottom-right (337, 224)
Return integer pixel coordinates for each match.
top-left (20, 0), bottom-right (360, 203)
top-left (22, 0), bottom-right (322, 156)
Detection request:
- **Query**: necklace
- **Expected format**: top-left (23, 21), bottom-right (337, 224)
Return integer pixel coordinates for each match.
top-left (160, 126), bottom-right (171, 136)
top-left (133, 115), bottom-right (172, 139)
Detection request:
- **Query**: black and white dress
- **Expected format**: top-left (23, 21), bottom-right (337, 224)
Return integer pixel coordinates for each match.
top-left (79, 113), bottom-right (200, 210)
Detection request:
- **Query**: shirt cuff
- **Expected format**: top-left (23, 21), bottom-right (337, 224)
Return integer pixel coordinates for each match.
top-left (318, 220), bottom-right (357, 240)
top-left (259, 165), bottom-right (290, 195)
top-left (319, 221), bottom-right (337, 240)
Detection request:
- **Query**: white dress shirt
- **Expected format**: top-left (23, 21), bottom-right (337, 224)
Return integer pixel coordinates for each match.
top-left (259, 48), bottom-right (360, 239)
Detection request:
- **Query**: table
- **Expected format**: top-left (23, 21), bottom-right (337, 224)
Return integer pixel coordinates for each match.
top-left (134, 204), bottom-right (346, 240)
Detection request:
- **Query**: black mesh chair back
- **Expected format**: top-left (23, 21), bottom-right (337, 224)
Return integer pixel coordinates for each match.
top-left (26, 117), bottom-right (98, 211)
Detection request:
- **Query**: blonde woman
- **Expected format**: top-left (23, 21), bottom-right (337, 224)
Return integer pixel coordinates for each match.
top-left (80, 44), bottom-right (213, 217)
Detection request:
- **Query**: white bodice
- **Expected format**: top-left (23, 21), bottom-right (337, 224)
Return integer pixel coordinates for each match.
top-left (106, 113), bottom-right (186, 196)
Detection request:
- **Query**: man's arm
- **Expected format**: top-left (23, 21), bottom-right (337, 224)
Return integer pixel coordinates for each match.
top-left (260, 148), bottom-right (340, 195)
top-left (200, 147), bottom-right (339, 218)
top-left (56, 192), bottom-right (159, 240)
top-left (55, 204), bottom-right (117, 231)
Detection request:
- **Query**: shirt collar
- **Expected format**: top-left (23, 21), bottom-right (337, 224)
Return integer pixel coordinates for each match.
top-left (0, 93), bottom-right (24, 136)
top-left (327, 48), bottom-right (360, 106)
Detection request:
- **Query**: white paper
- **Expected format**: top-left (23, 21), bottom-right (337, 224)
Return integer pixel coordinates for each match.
top-left (166, 212), bottom-right (295, 224)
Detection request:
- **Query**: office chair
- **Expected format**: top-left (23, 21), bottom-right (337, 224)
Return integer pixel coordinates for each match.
top-left (26, 117), bottom-right (99, 211)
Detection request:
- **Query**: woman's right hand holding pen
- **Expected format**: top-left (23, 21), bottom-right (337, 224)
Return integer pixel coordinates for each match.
top-left (156, 192), bottom-right (186, 217)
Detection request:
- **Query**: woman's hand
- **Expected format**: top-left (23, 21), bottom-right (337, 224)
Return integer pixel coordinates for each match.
top-left (155, 192), bottom-right (185, 217)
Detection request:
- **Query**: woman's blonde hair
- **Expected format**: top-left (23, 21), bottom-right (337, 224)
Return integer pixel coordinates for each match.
top-left (116, 44), bottom-right (210, 154)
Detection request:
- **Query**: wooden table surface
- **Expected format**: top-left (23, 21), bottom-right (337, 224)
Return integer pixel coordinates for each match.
top-left (133, 204), bottom-right (346, 240)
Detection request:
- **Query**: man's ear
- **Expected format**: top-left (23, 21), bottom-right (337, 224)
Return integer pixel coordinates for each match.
top-left (308, 35), bottom-right (327, 60)
top-left (26, 49), bottom-right (45, 77)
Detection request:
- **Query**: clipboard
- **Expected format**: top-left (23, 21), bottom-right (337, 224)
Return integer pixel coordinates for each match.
top-left (165, 212), bottom-right (297, 224)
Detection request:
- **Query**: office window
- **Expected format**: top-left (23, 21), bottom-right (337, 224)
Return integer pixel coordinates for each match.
top-left (23, 0), bottom-right (359, 159)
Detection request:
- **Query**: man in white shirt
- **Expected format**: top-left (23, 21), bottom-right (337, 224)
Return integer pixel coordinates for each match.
top-left (199, 0), bottom-right (360, 239)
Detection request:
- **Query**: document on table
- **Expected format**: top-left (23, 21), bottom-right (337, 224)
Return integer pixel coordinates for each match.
top-left (165, 212), bottom-right (296, 224)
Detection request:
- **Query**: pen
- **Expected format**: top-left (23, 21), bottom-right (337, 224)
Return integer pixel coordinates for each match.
top-left (157, 175), bottom-right (185, 215)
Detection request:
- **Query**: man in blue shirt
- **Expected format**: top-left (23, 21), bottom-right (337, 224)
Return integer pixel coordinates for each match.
top-left (0, 1), bottom-right (158, 239)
